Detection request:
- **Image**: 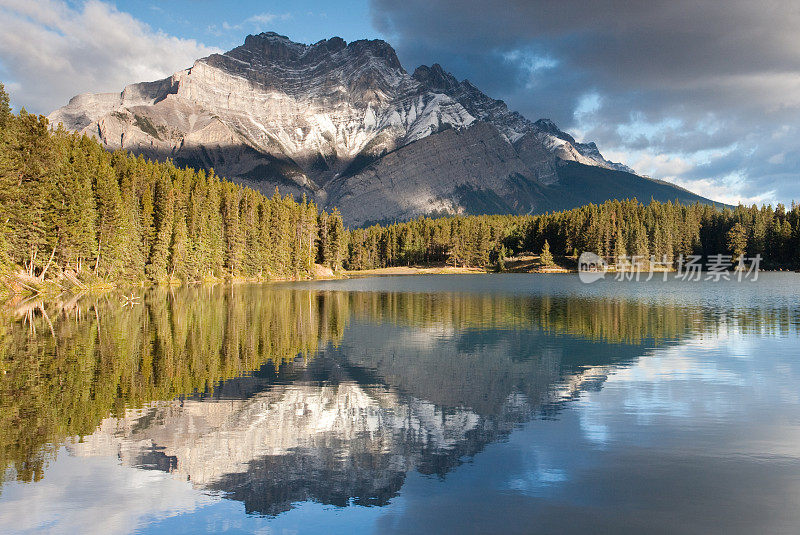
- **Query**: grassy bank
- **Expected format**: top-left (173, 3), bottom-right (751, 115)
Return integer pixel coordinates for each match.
top-left (0, 263), bottom-right (346, 305)
top-left (345, 255), bottom-right (575, 276)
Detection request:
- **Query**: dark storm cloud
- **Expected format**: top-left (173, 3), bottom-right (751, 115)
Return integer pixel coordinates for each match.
top-left (370, 0), bottom-right (800, 203)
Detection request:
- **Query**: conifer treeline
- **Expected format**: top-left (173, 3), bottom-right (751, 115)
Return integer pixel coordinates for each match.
top-left (3, 82), bottom-right (799, 280)
top-left (0, 86), bottom-right (346, 285)
top-left (347, 199), bottom-right (800, 269)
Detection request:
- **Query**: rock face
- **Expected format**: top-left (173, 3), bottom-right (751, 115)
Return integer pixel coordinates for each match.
top-left (49, 32), bottom-right (718, 226)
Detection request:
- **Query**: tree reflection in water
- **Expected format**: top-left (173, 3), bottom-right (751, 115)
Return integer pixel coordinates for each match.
top-left (1, 283), bottom-right (796, 516)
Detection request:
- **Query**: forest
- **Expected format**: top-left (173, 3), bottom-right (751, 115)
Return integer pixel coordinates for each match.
top-left (346, 199), bottom-right (800, 270)
top-left (0, 83), bottom-right (347, 294)
top-left (2, 80), bottom-right (799, 294)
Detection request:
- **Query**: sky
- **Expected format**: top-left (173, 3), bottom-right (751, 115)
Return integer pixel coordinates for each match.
top-left (0, 0), bottom-right (798, 205)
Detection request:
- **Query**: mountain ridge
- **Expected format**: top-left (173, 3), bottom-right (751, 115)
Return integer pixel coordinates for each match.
top-left (49, 32), bottom-right (720, 225)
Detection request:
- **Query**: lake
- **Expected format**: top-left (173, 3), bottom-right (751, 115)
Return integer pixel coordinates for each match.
top-left (1, 273), bottom-right (799, 534)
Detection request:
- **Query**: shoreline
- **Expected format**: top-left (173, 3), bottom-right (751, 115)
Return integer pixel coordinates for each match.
top-left (3, 262), bottom-right (798, 307)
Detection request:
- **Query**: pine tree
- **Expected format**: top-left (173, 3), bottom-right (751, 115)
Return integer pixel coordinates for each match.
top-left (630, 220), bottom-right (649, 261)
top-left (51, 139), bottom-right (97, 272)
top-left (169, 213), bottom-right (189, 282)
top-left (749, 209), bottom-right (766, 256)
top-left (93, 158), bottom-right (126, 279)
top-left (317, 210), bottom-right (330, 267)
top-left (613, 224), bottom-right (627, 262)
top-left (222, 184), bottom-right (243, 277)
top-left (540, 240), bottom-right (554, 267)
top-left (0, 82), bottom-right (10, 129)
top-left (727, 222), bottom-right (748, 259)
top-left (495, 244), bottom-right (507, 272)
top-left (146, 178), bottom-right (174, 281)
top-left (328, 207), bottom-right (346, 271)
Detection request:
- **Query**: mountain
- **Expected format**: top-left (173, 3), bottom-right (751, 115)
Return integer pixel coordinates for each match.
top-left (49, 32), bottom-right (719, 226)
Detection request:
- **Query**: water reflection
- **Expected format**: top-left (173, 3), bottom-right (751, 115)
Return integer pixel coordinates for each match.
top-left (1, 275), bottom-right (799, 529)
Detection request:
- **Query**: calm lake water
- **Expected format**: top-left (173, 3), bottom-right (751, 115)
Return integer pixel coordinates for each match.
top-left (1, 273), bottom-right (800, 534)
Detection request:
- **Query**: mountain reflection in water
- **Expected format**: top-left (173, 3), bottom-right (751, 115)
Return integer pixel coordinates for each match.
top-left (1, 276), bottom-right (798, 521)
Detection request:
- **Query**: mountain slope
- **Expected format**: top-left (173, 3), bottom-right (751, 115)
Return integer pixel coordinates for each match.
top-left (326, 123), bottom-right (714, 225)
top-left (49, 32), bottom-right (721, 225)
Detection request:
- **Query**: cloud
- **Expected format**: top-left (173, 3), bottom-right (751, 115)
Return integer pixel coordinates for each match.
top-left (219, 12), bottom-right (292, 33)
top-left (0, 448), bottom-right (218, 535)
top-left (370, 0), bottom-right (800, 204)
top-left (246, 12), bottom-right (292, 27)
top-left (0, 0), bottom-right (219, 114)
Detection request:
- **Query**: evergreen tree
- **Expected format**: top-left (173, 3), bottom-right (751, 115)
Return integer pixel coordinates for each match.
top-left (146, 178), bottom-right (174, 281)
top-left (223, 184), bottom-right (243, 276)
top-left (0, 82), bottom-right (10, 129)
top-left (317, 209), bottom-right (330, 267)
top-left (749, 209), bottom-right (767, 256)
top-left (328, 207), bottom-right (346, 271)
top-left (540, 240), bottom-right (554, 267)
top-left (169, 213), bottom-right (189, 281)
top-left (93, 160), bottom-right (126, 278)
top-left (727, 222), bottom-right (748, 259)
top-left (498, 244), bottom-right (507, 272)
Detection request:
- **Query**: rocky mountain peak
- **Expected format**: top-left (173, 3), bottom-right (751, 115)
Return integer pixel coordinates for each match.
top-left (233, 33), bottom-right (403, 72)
top-left (237, 32), bottom-right (307, 62)
top-left (312, 35), bottom-right (347, 53)
top-left (347, 39), bottom-right (404, 71)
top-left (244, 31), bottom-right (294, 45)
top-left (533, 118), bottom-right (575, 142)
top-left (412, 63), bottom-right (461, 93)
